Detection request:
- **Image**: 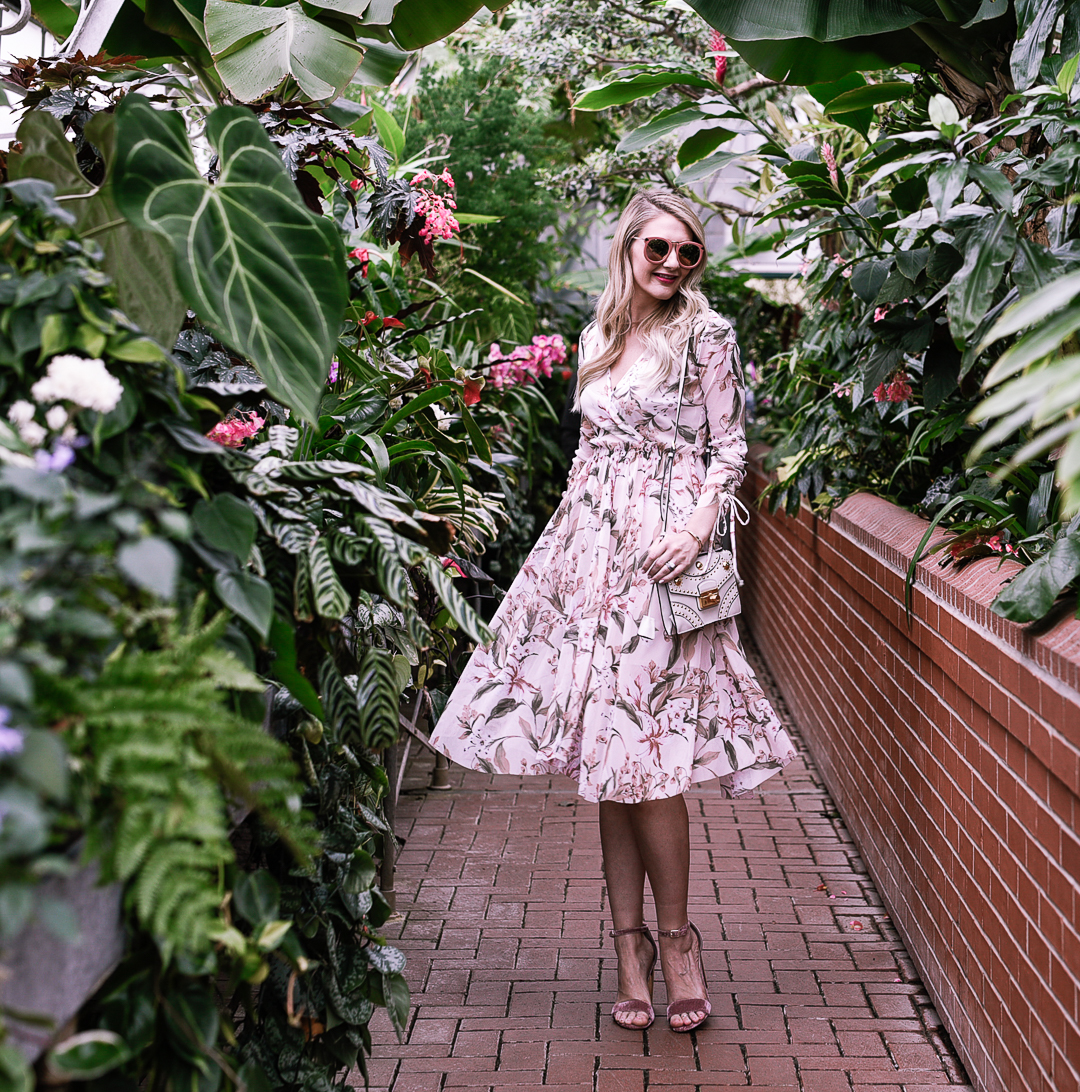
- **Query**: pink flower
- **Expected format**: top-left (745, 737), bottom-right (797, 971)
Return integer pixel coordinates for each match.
top-left (832, 382), bottom-right (852, 397)
top-left (349, 179), bottom-right (361, 191)
top-left (411, 169), bottom-right (459, 244)
top-left (987, 535), bottom-right (1004, 552)
top-left (486, 335), bottom-right (568, 390)
top-left (874, 370), bottom-right (912, 404)
top-left (874, 298), bottom-right (911, 322)
top-left (832, 254), bottom-right (852, 278)
top-left (441, 557), bottom-right (466, 578)
top-left (799, 258), bottom-right (812, 276)
top-left (710, 30), bottom-right (727, 85)
top-left (206, 411), bottom-right (265, 448)
top-left (822, 143), bottom-right (838, 188)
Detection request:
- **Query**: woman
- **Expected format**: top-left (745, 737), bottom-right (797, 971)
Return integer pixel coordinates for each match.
top-left (430, 191), bottom-right (795, 1033)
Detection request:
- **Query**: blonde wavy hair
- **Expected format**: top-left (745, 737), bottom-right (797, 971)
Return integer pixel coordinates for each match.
top-left (575, 190), bottom-right (710, 408)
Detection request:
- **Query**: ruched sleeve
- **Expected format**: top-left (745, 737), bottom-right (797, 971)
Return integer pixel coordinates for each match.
top-left (695, 317), bottom-right (747, 509)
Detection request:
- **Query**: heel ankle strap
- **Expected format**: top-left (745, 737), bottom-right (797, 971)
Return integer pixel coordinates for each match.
top-left (609, 925), bottom-right (652, 938)
top-left (656, 922), bottom-right (690, 938)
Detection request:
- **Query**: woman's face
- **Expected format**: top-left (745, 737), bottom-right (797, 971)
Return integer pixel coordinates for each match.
top-left (627, 211), bottom-right (698, 311)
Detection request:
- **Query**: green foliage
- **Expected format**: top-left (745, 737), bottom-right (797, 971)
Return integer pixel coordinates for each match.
top-left (113, 97), bottom-right (347, 425)
top-left (42, 604), bottom-right (314, 961)
top-left (403, 54), bottom-right (564, 292)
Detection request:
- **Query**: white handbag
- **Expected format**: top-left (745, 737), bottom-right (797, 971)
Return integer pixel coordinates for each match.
top-left (654, 335), bottom-right (749, 637)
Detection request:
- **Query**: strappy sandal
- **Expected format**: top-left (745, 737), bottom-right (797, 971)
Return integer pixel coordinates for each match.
top-left (609, 925), bottom-right (657, 1029)
top-left (657, 921), bottom-right (711, 1032)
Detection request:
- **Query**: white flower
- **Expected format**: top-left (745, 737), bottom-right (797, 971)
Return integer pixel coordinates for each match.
top-left (19, 421), bottom-right (47, 448)
top-left (31, 355), bottom-right (124, 414)
top-left (7, 401), bottom-right (36, 426)
top-left (45, 405), bottom-right (68, 431)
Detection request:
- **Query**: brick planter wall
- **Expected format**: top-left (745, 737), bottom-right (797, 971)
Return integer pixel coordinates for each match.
top-left (738, 450), bottom-right (1080, 1092)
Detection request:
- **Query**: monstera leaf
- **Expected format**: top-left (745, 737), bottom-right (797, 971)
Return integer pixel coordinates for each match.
top-left (113, 96), bottom-right (347, 423)
top-left (8, 111), bottom-right (186, 348)
top-left (204, 0), bottom-right (366, 102)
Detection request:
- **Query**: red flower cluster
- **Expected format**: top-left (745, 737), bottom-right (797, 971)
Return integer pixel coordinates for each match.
top-left (360, 311), bottom-right (406, 330)
top-left (710, 30), bottom-right (727, 85)
top-left (873, 371), bottom-right (913, 404)
top-left (348, 247), bottom-right (370, 278)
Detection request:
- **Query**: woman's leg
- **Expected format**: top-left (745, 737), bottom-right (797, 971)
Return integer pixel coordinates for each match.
top-left (623, 795), bottom-right (709, 1030)
top-left (599, 801), bottom-right (654, 1027)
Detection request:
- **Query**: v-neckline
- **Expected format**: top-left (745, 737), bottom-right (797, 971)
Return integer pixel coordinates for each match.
top-left (608, 352), bottom-right (644, 393)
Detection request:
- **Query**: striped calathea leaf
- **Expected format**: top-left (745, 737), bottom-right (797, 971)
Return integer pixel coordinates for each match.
top-left (113, 96), bottom-right (346, 424)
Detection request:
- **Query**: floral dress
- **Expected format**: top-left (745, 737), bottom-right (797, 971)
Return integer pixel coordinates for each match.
top-left (429, 310), bottom-right (795, 803)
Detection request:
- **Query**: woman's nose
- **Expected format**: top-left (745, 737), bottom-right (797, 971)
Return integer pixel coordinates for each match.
top-left (662, 248), bottom-right (680, 270)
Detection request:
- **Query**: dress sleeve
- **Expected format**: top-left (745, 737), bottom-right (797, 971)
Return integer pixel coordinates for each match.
top-left (695, 318), bottom-right (747, 510)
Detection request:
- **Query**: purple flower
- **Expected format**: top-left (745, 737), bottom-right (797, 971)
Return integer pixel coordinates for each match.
top-left (35, 444), bottom-right (76, 473)
top-left (0, 708), bottom-right (23, 756)
top-left (327, 360), bottom-right (340, 385)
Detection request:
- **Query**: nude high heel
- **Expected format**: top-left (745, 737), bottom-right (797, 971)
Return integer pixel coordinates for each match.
top-left (657, 921), bottom-right (710, 1032)
top-left (609, 925), bottom-right (658, 1029)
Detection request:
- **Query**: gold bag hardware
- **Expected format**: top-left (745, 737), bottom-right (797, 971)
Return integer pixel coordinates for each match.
top-left (698, 587), bottom-right (721, 609)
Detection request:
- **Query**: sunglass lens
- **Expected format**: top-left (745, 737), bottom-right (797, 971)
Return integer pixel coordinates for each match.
top-left (644, 238), bottom-right (670, 262)
top-left (678, 243), bottom-right (703, 267)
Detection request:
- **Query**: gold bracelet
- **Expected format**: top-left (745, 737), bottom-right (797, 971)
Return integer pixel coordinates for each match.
top-left (680, 528), bottom-right (704, 551)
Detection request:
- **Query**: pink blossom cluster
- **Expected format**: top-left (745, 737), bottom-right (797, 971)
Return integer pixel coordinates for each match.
top-left (710, 30), bottom-right (727, 85)
top-left (487, 334), bottom-right (568, 390)
top-left (832, 382), bottom-right (853, 398)
top-left (411, 169), bottom-right (459, 245)
top-left (822, 143), bottom-right (839, 188)
top-left (874, 299), bottom-right (910, 322)
top-left (832, 254), bottom-right (852, 278)
top-left (206, 411), bottom-right (265, 448)
top-left (873, 371), bottom-right (913, 404)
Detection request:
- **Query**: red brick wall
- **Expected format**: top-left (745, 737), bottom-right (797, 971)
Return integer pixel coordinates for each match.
top-left (738, 451), bottom-right (1080, 1092)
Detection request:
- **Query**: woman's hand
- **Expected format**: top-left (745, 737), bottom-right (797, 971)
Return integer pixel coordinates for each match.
top-left (644, 529), bottom-right (700, 583)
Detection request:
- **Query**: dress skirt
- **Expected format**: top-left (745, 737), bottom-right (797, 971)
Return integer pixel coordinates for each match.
top-left (429, 312), bottom-right (795, 803)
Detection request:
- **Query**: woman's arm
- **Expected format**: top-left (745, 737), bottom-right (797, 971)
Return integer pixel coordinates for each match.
top-left (694, 319), bottom-right (747, 521)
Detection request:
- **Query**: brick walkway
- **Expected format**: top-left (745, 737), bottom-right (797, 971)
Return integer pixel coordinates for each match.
top-left (356, 634), bottom-right (973, 1092)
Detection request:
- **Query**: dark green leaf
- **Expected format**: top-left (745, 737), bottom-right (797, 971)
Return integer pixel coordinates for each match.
top-left (308, 537), bottom-right (350, 619)
top-left (895, 248), bottom-right (930, 280)
top-left (575, 69), bottom-right (715, 111)
top-left (947, 211), bottom-right (1016, 344)
top-left (617, 105), bottom-right (715, 153)
top-left (233, 870), bottom-right (281, 927)
top-left (205, 0), bottom-right (365, 102)
top-left (676, 126), bottom-right (737, 169)
top-left (823, 80), bottom-right (913, 114)
top-left (193, 494), bottom-right (256, 562)
top-left (850, 260), bottom-right (890, 302)
top-left (1012, 0), bottom-right (1066, 91)
top-left (928, 160), bottom-right (968, 218)
top-left (214, 570), bottom-right (274, 639)
top-left (674, 150), bottom-right (743, 185)
top-left (389, 0), bottom-right (486, 49)
top-left (113, 97), bottom-right (346, 423)
top-left (8, 112), bottom-right (186, 348)
top-left (353, 648), bottom-right (400, 749)
top-left (922, 342), bottom-right (961, 408)
top-left (968, 162), bottom-right (1014, 210)
top-left (117, 537), bottom-right (180, 600)
top-left (47, 1032), bottom-right (130, 1081)
top-left (992, 531), bottom-right (1080, 621)
top-left (268, 617), bottom-right (323, 717)
top-left (380, 971), bottom-right (410, 1040)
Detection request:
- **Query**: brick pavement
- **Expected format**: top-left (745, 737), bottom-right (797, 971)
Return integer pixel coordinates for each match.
top-left (354, 633), bottom-right (974, 1092)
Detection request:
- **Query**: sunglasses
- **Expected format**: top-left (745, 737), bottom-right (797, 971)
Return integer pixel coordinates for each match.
top-left (636, 236), bottom-right (706, 269)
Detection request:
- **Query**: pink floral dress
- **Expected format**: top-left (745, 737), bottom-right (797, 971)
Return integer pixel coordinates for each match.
top-left (430, 311), bottom-right (795, 803)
